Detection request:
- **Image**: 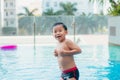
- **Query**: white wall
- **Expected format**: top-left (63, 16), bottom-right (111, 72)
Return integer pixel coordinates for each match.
top-left (108, 16), bottom-right (120, 45)
top-left (0, 35), bottom-right (108, 45)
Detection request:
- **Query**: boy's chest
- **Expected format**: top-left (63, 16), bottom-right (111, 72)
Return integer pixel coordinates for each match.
top-left (57, 43), bottom-right (69, 50)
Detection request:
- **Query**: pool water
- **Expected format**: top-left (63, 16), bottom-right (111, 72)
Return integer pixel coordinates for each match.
top-left (0, 45), bottom-right (120, 80)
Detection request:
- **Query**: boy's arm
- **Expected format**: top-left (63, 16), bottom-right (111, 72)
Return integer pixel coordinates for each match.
top-left (62, 39), bottom-right (82, 55)
top-left (54, 49), bottom-right (58, 57)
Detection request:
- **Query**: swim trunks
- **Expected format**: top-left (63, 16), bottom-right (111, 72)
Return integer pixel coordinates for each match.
top-left (61, 67), bottom-right (79, 80)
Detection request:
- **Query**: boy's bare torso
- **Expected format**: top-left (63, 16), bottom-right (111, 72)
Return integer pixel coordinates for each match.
top-left (56, 40), bottom-right (76, 71)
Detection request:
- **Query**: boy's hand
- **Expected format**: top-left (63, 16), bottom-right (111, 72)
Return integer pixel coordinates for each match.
top-left (56, 48), bottom-right (71, 56)
top-left (58, 49), bottom-right (68, 56)
top-left (54, 49), bottom-right (58, 56)
top-left (56, 48), bottom-right (63, 55)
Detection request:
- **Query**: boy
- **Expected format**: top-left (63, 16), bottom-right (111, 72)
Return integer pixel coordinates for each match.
top-left (52, 22), bottom-right (82, 80)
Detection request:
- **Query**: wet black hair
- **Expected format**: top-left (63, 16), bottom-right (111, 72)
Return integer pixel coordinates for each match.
top-left (53, 22), bottom-right (67, 31)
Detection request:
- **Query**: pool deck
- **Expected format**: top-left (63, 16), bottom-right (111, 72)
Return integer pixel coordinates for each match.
top-left (0, 35), bottom-right (108, 46)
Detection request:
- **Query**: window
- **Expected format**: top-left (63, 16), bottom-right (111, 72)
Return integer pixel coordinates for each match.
top-left (10, 2), bottom-right (14, 7)
top-left (46, 2), bottom-right (50, 7)
top-left (6, 21), bottom-right (8, 26)
top-left (6, 12), bottom-right (8, 16)
top-left (10, 12), bottom-right (13, 15)
top-left (54, 2), bottom-right (57, 7)
top-left (110, 26), bottom-right (116, 36)
top-left (10, 21), bottom-right (14, 25)
top-left (6, 2), bottom-right (8, 7)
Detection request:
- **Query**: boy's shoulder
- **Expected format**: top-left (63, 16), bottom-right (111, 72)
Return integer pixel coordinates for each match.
top-left (65, 39), bottom-right (74, 44)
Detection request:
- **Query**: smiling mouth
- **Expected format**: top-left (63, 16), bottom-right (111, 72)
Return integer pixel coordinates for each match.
top-left (56, 35), bottom-right (61, 39)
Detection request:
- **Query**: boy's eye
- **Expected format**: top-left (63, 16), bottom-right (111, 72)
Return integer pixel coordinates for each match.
top-left (59, 30), bottom-right (62, 32)
top-left (54, 31), bottom-right (57, 33)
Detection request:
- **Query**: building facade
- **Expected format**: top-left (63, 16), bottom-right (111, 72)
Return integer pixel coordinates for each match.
top-left (0, 0), bottom-right (1, 35)
top-left (0, 0), bottom-right (17, 35)
top-left (4, 0), bottom-right (16, 27)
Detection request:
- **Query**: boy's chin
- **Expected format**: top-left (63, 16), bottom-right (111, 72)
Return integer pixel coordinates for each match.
top-left (58, 39), bottom-right (64, 42)
top-left (56, 38), bottom-right (64, 42)
top-left (55, 38), bottom-right (61, 41)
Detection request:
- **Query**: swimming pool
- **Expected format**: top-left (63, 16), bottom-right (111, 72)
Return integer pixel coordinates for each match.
top-left (0, 45), bottom-right (120, 80)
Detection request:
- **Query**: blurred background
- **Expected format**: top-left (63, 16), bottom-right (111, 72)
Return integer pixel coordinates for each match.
top-left (0, 0), bottom-right (116, 36)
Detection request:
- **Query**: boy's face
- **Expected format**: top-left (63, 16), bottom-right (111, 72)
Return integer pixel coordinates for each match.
top-left (53, 25), bottom-right (67, 42)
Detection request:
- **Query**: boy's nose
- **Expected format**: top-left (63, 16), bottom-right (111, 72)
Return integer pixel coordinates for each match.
top-left (56, 32), bottom-right (60, 34)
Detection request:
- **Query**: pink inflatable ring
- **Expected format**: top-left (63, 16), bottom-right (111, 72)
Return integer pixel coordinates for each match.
top-left (0, 45), bottom-right (17, 50)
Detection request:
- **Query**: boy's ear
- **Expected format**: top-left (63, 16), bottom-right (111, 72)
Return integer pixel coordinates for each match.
top-left (65, 31), bottom-right (68, 34)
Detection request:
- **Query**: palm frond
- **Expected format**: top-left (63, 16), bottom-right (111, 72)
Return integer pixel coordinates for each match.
top-left (17, 13), bottom-right (26, 16)
top-left (23, 7), bottom-right (30, 15)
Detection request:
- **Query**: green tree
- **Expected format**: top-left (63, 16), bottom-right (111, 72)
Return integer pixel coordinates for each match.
top-left (89, 0), bottom-right (104, 5)
top-left (89, 0), bottom-right (120, 16)
top-left (76, 14), bottom-right (98, 34)
top-left (108, 0), bottom-right (120, 16)
top-left (75, 14), bottom-right (107, 34)
top-left (43, 8), bottom-right (62, 15)
top-left (89, 0), bottom-right (105, 15)
top-left (43, 2), bottom-right (77, 16)
top-left (18, 7), bottom-right (38, 17)
top-left (59, 2), bottom-right (77, 15)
